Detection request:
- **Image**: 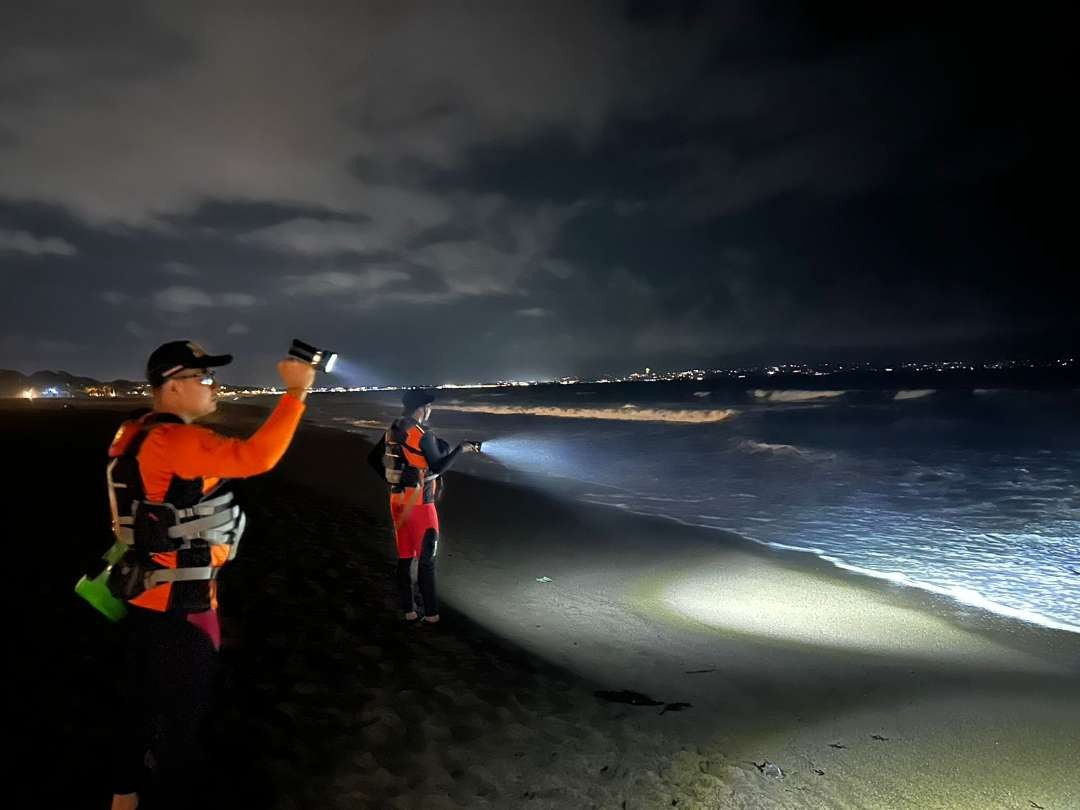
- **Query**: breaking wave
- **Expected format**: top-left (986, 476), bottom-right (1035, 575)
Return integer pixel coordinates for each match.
top-left (438, 403), bottom-right (738, 423)
top-left (893, 389), bottom-right (936, 400)
top-left (737, 439), bottom-right (834, 461)
top-left (344, 418), bottom-right (386, 429)
top-left (752, 389), bottom-right (847, 403)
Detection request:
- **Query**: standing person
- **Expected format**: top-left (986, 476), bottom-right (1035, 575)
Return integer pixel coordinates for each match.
top-left (107, 340), bottom-right (315, 810)
top-left (368, 390), bottom-right (478, 624)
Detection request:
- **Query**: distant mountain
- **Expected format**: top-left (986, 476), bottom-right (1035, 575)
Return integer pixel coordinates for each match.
top-left (28, 369), bottom-right (101, 388)
top-left (0, 369), bottom-right (142, 398)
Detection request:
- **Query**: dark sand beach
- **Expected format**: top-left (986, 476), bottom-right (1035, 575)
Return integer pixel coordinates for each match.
top-left (10, 399), bottom-right (1080, 809)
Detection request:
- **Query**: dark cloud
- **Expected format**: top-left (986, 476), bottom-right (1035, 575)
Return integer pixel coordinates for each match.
top-left (0, 2), bottom-right (1072, 384)
top-left (0, 228), bottom-right (77, 256)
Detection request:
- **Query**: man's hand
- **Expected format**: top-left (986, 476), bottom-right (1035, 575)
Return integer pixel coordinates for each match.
top-left (278, 358), bottom-right (316, 401)
top-left (462, 441), bottom-right (481, 454)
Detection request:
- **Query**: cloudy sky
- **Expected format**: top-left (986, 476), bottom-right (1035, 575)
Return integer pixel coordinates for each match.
top-left (1, 1), bottom-right (1071, 385)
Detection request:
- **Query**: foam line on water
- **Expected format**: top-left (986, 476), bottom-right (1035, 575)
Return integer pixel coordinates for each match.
top-left (439, 404), bottom-right (738, 423)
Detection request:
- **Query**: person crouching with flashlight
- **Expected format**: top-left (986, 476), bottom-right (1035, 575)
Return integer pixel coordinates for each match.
top-left (368, 390), bottom-right (478, 625)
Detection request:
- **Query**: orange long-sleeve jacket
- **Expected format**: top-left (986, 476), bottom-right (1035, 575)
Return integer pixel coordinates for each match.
top-left (120, 394), bottom-right (305, 611)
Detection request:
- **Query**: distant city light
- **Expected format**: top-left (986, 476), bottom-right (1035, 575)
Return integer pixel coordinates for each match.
top-left (9, 355), bottom-right (1073, 401)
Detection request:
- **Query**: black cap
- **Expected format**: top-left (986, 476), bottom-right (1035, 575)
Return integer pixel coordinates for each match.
top-left (402, 389), bottom-right (436, 412)
top-left (147, 340), bottom-right (233, 386)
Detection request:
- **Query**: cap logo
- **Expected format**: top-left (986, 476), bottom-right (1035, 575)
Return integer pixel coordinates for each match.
top-left (186, 341), bottom-right (208, 358)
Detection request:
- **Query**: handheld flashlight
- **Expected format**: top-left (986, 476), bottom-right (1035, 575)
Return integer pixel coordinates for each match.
top-left (289, 338), bottom-right (338, 373)
top-left (466, 440), bottom-right (483, 453)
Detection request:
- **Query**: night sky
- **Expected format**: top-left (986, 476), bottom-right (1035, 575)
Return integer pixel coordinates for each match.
top-left (1, 2), bottom-right (1072, 386)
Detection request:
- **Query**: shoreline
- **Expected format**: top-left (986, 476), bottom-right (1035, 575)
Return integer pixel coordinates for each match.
top-left (283, 397), bottom-right (1080, 650)
top-left (571, 490), bottom-right (1080, 640)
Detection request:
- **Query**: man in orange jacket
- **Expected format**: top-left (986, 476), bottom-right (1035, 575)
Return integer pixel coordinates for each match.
top-left (109, 340), bottom-right (314, 810)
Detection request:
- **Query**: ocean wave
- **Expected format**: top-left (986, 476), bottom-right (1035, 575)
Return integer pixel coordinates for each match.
top-left (893, 389), bottom-right (936, 401)
top-left (437, 403), bottom-right (738, 423)
top-left (344, 419), bottom-right (386, 429)
top-left (736, 439), bottom-right (832, 460)
top-left (752, 389), bottom-right (847, 403)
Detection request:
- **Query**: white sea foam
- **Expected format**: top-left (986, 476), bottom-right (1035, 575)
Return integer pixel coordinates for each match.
top-left (438, 403), bottom-right (738, 423)
top-left (894, 389), bottom-right (936, 400)
top-left (752, 389), bottom-right (847, 403)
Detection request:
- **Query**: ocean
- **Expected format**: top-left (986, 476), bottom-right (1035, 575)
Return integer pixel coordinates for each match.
top-left (296, 382), bottom-right (1080, 633)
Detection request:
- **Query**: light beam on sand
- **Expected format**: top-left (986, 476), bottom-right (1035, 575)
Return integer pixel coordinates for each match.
top-left (821, 557), bottom-right (1080, 635)
top-left (655, 554), bottom-right (1073, 665)
top-left (745, 538), bottom-right (1080, 636)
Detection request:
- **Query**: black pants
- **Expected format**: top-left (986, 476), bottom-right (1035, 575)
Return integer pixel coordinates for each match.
top-left (396, 529), bottom-right (439, 616)
top-left (113, 606), bottom-right (218, 804)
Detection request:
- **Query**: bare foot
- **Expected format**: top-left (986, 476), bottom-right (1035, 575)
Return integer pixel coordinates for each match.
top-left (422, 614), bottom-right (440, 624)
top-left (404, 611), bottom-right (418, 621)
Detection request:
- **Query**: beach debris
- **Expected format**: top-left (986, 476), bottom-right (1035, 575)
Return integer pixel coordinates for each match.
top-left (535, 576), bottom-right (553, 583)
top-left (600, 765), bottom-right (609, 773)
top-left (828, 743), bottom-right (848, 749)
top-left (659, 702), bottom-right (692, 715)
top-left (753, 760), bottom-right (784, 779)
top-left (813, 769), bottom-right (825, 776)
top-left (870, 734), bottom-right (889, 741)
top-left (684, 668), bottom-right (716, 674)
top-left (1029, 802), bottom-right (1045, 809)
top-left (594, 689), bottom-right (691, 715)
top-left (595, 689), bottom-right (664, 706)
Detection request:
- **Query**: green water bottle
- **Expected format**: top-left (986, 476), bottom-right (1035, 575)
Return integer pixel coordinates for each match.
top-left (74, 541), bottom-right (129, 623)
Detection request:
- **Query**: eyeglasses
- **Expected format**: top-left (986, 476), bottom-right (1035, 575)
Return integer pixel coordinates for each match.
top-left (171, 370), bottom-right (216, 386)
